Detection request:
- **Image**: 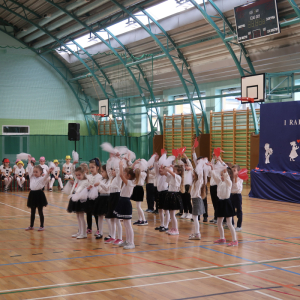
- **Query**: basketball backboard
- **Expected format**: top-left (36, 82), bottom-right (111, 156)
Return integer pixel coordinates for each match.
top-left (98, 99), bottom-right (109, 117)
top-left (241, 74), bottom-right (265, 103)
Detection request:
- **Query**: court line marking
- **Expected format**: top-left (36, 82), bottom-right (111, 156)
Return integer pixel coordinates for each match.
top-left (199, 271), bottom-right (283, 300)
top-left (0, 202), bottom-right (30, 214)
top-left (20, 271), bottom-right (282, 300)
top-left (0, 258), bottom-right (298, 296)
top-left (258, 256), bottom-right (300, 262)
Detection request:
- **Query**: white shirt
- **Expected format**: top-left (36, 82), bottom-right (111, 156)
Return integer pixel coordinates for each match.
top-left (108, 169), bottom-right (122, 193)
top-left (16, 167), bottom-right (25, 176)
top-left (39, 164), bottom-right (49, 175)
top-left (51, 166), bottom-right (60, 176)
top-left (0, 166), bottom-right (12, 176)
top-left (13, 164), bottom-right (18, 173)
top-left (166, 173), bottom-right (182, 192)
top-left (231, 177), bottom-right (243, 194)
top-left (98, 178), bottom-right (110, 195)
top-left (27, 164), bottom-right (50, 190)
top-left (63, 163), bottom-right (72, 174)
top-left (136, 171), bottom-right (147, 186)
top-left (87, 173), bottom-right (102, 185)
top-left (212, 170), bottom-right (232, 200)
top-left (209, 159), bottom-right (227, 186)
top-left (184, 159), bottom-right (193, 185)
top-left (147, 167), bottom-right (156, 185)
top-left (190, 171), bottom-right (204, 199)
top-left (120, 180), bottom-right (136, 198)
top-left (154, 162), bottom-right (168, 192)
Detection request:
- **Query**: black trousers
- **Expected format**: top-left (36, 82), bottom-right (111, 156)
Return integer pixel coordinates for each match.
top-left (86, 213), bottom-right (99, 230)
top-left (146, 183), bottom-right (155, 210)
top-left (231, 193), bottom-right (243, 227)
top-left (181, 185), bottom-right (192, 214)
top-left (210, 185), bottom-right (219, 220)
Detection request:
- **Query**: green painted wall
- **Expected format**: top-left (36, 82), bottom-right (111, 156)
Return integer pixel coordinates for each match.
top-left (0, 31), bottom-right (89, 136)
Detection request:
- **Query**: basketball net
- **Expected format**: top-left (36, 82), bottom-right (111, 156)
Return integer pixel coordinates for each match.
top-left (235, 97), bottom-right (255, 103)
top-left (92, 114), bottom-right (106, 122)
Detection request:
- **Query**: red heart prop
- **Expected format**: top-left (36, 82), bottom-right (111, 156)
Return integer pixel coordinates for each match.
top-left (214, 147), bottom-right (221, 157)
top-left (297, 140), bottom-right (300, 143)
top-left (178, 147), bottom-right (186, 155)
top-left (238, 168), bottom-right (248, 180)
top-left (172, 149), bottom-right (179, 157)
top-left (194, 139), bottom-right (199, 148)
top-left (161, 149), bottom-right (166, 156)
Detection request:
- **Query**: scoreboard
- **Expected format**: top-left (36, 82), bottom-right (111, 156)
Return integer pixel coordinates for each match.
top-left (234, 0), bottom-right (280, 43)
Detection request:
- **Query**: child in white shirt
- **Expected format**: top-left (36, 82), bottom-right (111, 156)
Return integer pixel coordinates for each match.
top-left (1, 158), bottom-right (12, 191)
top-left (16, 161), bottom-right (26, 190)
top-left (49, 160), bottom-right (63, 192)
top-left (63, 155), bottom-right (74, 180)
top-left (206, 161), bottom-right (238, 247)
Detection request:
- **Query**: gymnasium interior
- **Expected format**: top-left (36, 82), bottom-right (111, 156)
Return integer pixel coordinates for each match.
top-left (1, 0), bottom-right (300, 299)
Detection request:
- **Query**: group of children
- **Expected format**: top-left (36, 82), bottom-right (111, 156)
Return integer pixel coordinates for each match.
top-left (0, 156), bottom-right (75, 192)
top-left (15, 140), bottom-right (244, 248)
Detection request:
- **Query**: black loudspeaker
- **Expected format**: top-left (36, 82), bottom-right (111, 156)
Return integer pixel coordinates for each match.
top-left (68, 123), bottom-right (80, 141)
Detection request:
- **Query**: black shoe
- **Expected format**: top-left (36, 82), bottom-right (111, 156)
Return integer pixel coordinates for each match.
top-left (133, 220), bottom-right (142, 225)
top-left (191, 219), bottom-right (194, 222)
top-left (176, 212), bottom-right (183, 216)
top-left (153, 210), bottom-right (158, 214)
top-left (209, 219), bottom-right (215, 223)
top-left (203, 217), bottom-right (208, 222)
top-left (155, 226), bottom-right (164, 230)
top-left (159, 227), bottom-right (168, 232)
top-left (104, 235), bottom-right (111, 241)
top-left (96, 234), bottom-right (103, 239)
top-left (138, 221), bottom-right (148, 226)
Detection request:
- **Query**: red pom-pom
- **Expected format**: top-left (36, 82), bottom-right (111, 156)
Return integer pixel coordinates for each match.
top-left (238, 168), bottom-right (248, 180)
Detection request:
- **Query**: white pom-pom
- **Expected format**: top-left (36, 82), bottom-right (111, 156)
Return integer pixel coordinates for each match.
top-left (88, 186), bottom-right (99, 200)
top-left (17, 153), bottom-right (31, 161)
top-left (136, 159), bottom-right (148, 172)
top-left (127, 150), bottom-right (136, 162)
top-left (147, 155), bottom-right (156, 168)
top-left (158, 153), bottom-right (167, 166)
top-left (72, 188), bottom-right (89, 202)
top-left (48, 162), bottom-right (55, 170)
top-left (165, 155), bottom-right (175, 167)
top-left (101, 142), bottom-right (116, 154)
top-left (72, 150), bottom-right (79, 162)
top-left (115, 146), bottom-right (128, 156)
top-left (63, 181), bottom-right (73, 195)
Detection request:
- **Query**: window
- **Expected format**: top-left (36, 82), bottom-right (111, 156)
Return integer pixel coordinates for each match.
top-left (174, 93), bottom-right (206, 115)
top-left (147, 99), bottom-right (161, 133)
top-left (2, 126), bottom-right (30, 135)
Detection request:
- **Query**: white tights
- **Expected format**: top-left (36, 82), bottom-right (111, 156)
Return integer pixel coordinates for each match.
top-left (217, 217), bottom-right (237, 241)
top-left (169, 210), bottom-right (178, 231)
top-left (4, 177), bottom-right (12, 188)
top-left (97, 215), bottom-right (104, 235)
top-left (49, 177), bottom-right (63, 189)
top-left (193, 215), bottom-right (200, 234)
top-left (76, 212), bottom-right (86, 236)
top-left (158, 209), bottom-right (170, 228)
top-left (17, 177), bottom-right (25, 187)
top-left (110, 218), bottom-right (122, 240)
top-left (123, 219), bottom-right (134, 244)
top-left (136, 202), bottom-right (146, 221)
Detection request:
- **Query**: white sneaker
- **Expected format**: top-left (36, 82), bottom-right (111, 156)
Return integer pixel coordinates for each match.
top-left (180, 213), bottom-right (187, 219)
top-left (77, 235), bottom-right (87, 239)
top-left (186, 213), bottom-right (193, 219)
top-left (123, 243), bottom-right (135, 250)
top-left (235, 227), bottom-right (242, 232)
top-left (72, 232), bottom-right (79, 238)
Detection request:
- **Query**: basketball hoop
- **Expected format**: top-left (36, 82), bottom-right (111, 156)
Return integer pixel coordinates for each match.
top-left (235, 97), bottom-right (255, 103)
top-left (92, 114), bottom-right (106, 122)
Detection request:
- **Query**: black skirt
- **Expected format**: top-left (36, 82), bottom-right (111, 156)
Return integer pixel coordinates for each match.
top-left (114, 197), bottom-right (132, 219)
top-left (131, 185), bottom-right (144, 202)
top-left (163, 192), bottom-right (183, 211)
top-left (67, 198), bottom-right (87, 213)
top-left (156, 190), bottom-right (167, 209)
top-left (27, 190), bottom-right (48, 208)
top-left (216, 198), bottom-right (236, 218)
top-left (105, 192), bottom-right (120, 219)
top-left (85, 199), bottom-right (96, 214)
top-left (50, 174), bottom-right (61, 179)
top-left (93, 195), bottom-right (109, 216)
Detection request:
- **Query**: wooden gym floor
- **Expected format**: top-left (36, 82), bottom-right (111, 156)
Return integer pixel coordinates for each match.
top-left (0, 187), bottom-right (300, 300)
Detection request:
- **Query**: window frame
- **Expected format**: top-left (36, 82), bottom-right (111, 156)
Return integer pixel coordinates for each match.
top-left (2, 125), bottom-right (30, 135)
